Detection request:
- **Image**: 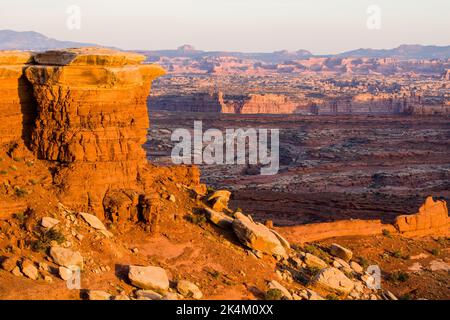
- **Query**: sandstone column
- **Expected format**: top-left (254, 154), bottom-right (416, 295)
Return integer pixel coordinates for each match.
top-left (25, 48), bottom-right (166, 214)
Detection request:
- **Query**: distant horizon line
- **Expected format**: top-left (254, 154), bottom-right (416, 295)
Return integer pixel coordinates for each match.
top-left (1, 29), bottom-right (450, 56)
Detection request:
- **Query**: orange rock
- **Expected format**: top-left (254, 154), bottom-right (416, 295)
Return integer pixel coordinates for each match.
top-left (394, 196), bottom-right (449, 237)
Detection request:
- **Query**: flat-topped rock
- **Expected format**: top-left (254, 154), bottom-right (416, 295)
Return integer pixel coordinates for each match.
top-left (0, 51), bottom-right (34, 65)
top-left (33, 47), bottom-right (145, 66)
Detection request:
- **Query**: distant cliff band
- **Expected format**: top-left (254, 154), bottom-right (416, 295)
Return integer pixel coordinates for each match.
top-left (148, 91), bottom-right (450, 115)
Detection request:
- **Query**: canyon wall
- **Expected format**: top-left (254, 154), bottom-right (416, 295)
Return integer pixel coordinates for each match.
top-left (221, 94), bottom-right (299, 114)
top-left (149, 91), bottom-right (416, 115)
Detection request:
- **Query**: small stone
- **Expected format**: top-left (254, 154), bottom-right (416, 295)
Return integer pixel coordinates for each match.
top-left (354, 281), bottom-right (364, 293)
top-left (131, 248), bottom-right (139, 254)
top-left (136, 290), bottom-right (163, 300)
top-left (59, 266), bottom-right (74, 281)
top-left (330, 243), bottom-right (353, 262)
top-left (168, 194), bottom-right (176, 203)
top-left (304, 253), bottom-right (328, 269)
top-left (88, 290), bottom-right (111, 300)
top-left (21, 260), bottom-right (39, 280)
top-left (350, 261), bottom-right (364, 274)
top-left (113, 294), bottom-right (130, 300)
top-left (12, 266), bottom-right (23, 277)
top-left (38, 262), bottom-right (49, 272)
top-left (162, 292), bottom-right (180, 300)
top-left (177, 280), bottom-right (203, 299)
top-left (267, 280), bottom-right (292, 300)
top-left (383, 290), bottom-right (398, 300)
top-left (41, 217), bottom-right (60, 229)
top-left (44, 275), bottom-right (53, 283)
top-left (1, 257), bottom-right (18, 272)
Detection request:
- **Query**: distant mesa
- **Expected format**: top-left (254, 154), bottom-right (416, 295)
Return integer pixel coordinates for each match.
top-left (339, 44), bottom-right (450, 60)
top-left (177, 44), bottom-right (197, 52)
top-left (0, 30), bottom-right (98, 51)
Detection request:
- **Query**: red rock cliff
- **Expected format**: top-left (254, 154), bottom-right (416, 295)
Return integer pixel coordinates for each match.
top-left (0, 48), bottom-right (204, 222)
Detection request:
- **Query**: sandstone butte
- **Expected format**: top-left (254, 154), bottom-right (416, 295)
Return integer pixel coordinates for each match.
top-left (0, 48), bottom-right (205, 226)
top-left (0, 48), bottom-right (448, 243)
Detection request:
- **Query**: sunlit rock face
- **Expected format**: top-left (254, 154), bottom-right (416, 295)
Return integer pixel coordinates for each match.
top-left (24, 48), bottom-right (169, 215)
top-left (394, 196), bottom-right (449, 237)
top-left (25, 48), bottom-right (165, 163)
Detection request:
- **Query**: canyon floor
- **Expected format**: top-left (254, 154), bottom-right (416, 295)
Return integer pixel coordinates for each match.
top-left (147, 111), bottom-right (450, 225)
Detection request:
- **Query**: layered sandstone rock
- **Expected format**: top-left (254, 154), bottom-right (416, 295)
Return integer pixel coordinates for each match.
top-left (222, 94), bottom-right (299, 114)
top-left (22, 48), bottom-right (203, 218)
top-left (0, 51), bottom-right (35, 145)
top-left (25, 48), bottom-right (164, 163)
top-left (394, 196), bottom-right (449, 237)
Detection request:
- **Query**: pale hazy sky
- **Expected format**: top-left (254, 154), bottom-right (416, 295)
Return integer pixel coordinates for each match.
top-left (0, 0), bottom-right (449, 54)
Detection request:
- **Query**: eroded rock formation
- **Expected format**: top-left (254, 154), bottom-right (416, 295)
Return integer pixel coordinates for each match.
top-left (394, 196), bottom-right (449, 237)
top-left (0, 48), bottom-right (204, 223)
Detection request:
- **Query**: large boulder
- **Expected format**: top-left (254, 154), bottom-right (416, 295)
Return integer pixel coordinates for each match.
top-left (330, 243), bottom-right (353, 262)
top-left (49, 247), bottom-right (84, 269)
top-left (128, 265), bottom-right (169, 292)
top-left (79, 212), bottom-right (107, 231)
top-left (312, 267), bottom-right (354, 295)
top-left (232, 212), bottom-right (287, 257)
top-left (204, 207), bottom-right (233, 229)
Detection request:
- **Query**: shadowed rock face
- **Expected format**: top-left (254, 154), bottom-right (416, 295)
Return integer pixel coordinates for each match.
top-left (0, 51), bottom-right (36, 145)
